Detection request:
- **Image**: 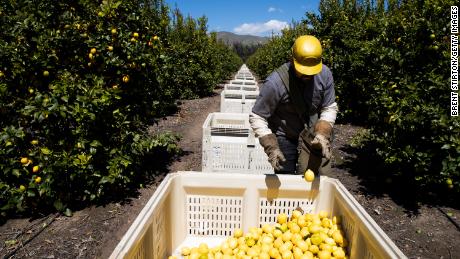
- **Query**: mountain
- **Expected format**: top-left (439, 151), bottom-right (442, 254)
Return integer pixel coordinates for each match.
top-left (215, 31), bottom-right (269, 46)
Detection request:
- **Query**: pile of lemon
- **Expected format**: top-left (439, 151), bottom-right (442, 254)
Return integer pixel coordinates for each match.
top-left (170, 210), bottom-right (348, 259)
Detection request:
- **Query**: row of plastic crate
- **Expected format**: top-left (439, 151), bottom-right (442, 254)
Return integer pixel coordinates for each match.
top-left (206, 66), bottom-right (273, 173)
top-left (221, 67), bottom-right (259, 114)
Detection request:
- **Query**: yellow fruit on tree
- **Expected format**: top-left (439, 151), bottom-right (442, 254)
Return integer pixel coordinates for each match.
top-left (123, 75), bottom-right (130, 83)
top-left (31, 140), bottom-right (39, 145)
top-left (20, 157), bottom-right (28, 164)
top-left (133, 32), bottom-right (139, 38)
top-left (111, 28), bottom-right (117, 34)
top-left (88, 53), bottom-right (94, 59)
top-left (35, 176), bottom-right (42, 183)
top-left (304, 169), bottom-right (315, 182)
top-left (107, 46), bottom-right (114, 51)
top-left (19, 185), bottom-right (26, 191)
top-left (90, 48), bottom-right (97, 54)
top-left (43, 70), bottom-right (49, 77)
top-left (153, 35), bottom-right (159, 40)
top-left (32, 165), bottom-right (39, 173)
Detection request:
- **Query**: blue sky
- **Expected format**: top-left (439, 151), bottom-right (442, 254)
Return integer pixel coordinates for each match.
top-left (164, 1), bottom-right (320, 36)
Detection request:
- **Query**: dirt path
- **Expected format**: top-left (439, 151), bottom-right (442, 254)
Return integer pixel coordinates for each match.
top-left (1, 91), bottom-right (460, 259)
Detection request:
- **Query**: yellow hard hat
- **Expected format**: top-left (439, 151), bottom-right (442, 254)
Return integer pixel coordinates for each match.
top-left (292, 35), bottom-right (323, 75)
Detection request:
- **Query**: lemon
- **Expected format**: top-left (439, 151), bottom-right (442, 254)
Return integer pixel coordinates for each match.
top-left (281, 250), bottom-right (292, 259)
top-left (259, 252), bottom-right (270, 259)
top-left (297, 240), bottom-right (309, 252)
top-left (297, 217), bottom-right (307, 228)
top-left (122, 75), bottom-right (130, 83)
top-left (107, 46), bottom-right (114, 51)
top-left (32, 165), bottom-right (40, 173)
top-left (309, 244), bottom-right (319, 254)
top-left (262, 224), bottom-right (273, 234)
top-left (308, 224), bottom-right (321, 234)
top-left (133, 32), bottom-right (139, 38)
top-left (19, 185), bottom-right (26, 192)
top-left (304, 169), bottom-right (315, 182)
top-left (245, 238), bottom-right (255, 247)
top-left (319, 211), bottom-right (328, 219)
top-left (317, 250), bottom-right (331, 259)
top-left (233, 228), bottom-right (243, 238)
top-left (310, 233), bottom-right (323, 245)
top-left (43, 70), bottom-right (49, 77)
top-left (31, 140), bottom-right (39, 145)
top-left (277, 213), bottom-right (288, 224)
top-left (198, 243), bottom-right (209, 254)
top-left (333, 248), bottom-right (346, 259)
top-left (292, 210), bottom-right (302, 219)
top-left (273, 228), bottom-right (283, 238)
top-left (20, 157), bottom-right (28, 164)
top-left (35, 176), bottom-right (42, 183)
top-left (282, 230), bottom-right (293, 242)
top-left (293, 246), bottom-right (303, 258)
top-left (90, 48), bottom-right (97, 54)
top-left (228, 238), bottom-right (237, 249)
top-left (181, 247), bottom-right (191, 256)
top-left (332, 231), bottom-right (344, 244)
top-left (269, 247), bottom-right (280, 258)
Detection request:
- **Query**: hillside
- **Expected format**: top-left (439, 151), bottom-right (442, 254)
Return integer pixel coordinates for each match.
top-left (216, 31), bottom-right (269, 46)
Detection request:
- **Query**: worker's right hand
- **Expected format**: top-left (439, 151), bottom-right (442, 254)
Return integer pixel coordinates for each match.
top-left (259, 133), bottom-right (286, 171)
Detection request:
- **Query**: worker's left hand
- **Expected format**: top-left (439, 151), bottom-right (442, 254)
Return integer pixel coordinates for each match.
top-left (311, 133), bottom-right (331, 160)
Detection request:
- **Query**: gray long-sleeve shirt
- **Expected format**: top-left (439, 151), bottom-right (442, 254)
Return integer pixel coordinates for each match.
top-left (251, 62), bottom-right (337, 141)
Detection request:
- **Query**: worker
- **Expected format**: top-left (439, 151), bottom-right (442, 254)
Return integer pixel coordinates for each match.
top-left (249, 35), bottom-right (338, 174)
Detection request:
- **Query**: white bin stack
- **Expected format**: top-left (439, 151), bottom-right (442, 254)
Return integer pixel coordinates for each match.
top-left (203, 64), bottom-right (273, 173)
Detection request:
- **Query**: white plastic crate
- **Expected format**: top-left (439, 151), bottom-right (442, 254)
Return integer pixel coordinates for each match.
top-left (223, 84), bottom-right (242, 91)
top-left (220, 90), bottom-right (260, 113)
top-left (230, 79), bottom-right (257, 86)
top-left (236, 75), bottom-right (255, 80)
top-left (201, 113), bottom-right (272, 172)
top-left (110, 172), bottom-right (407, 259)
top-left (220, 90), bottom-right (244, 113)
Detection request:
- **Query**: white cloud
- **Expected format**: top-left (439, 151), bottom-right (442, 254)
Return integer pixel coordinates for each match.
top-left (233, 20), bottom-right (289, 36)
top-left (268, 6), bottom-right (283, 13)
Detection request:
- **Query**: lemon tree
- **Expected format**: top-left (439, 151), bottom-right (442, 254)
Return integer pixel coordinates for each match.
top-left (0, 0), bottom-right (241, 217)
top-left (247, 0), bottom-right (459, 195)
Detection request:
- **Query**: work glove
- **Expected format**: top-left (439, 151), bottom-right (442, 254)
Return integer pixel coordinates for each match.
top-left (259, 133), bottom-right (286, 171)
top-left (311, 120), bottom-right (332, 160)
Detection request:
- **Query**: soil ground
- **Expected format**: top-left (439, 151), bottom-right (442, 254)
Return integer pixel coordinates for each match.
top-left (1, 85), bottom-right (460, 259)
